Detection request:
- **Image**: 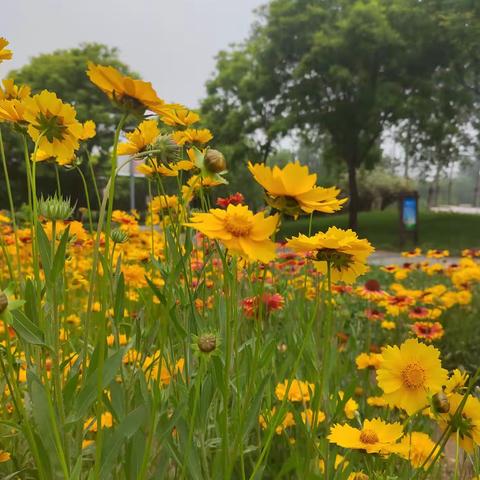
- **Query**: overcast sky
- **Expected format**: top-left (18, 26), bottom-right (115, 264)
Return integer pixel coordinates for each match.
top-left (1, 0), bottom-right (264, 107)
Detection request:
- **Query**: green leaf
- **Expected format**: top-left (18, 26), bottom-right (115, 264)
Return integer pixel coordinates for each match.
top-left (10, 309), bottom-right (47, 346)
top-left (98, 406), bottom-right (147, 479)
top-left (37, 223), bottom-right (52, 281)
top-left (51, 225), bottom-right (70, 281)
top-left (68, 348), bottom-right (125, 423)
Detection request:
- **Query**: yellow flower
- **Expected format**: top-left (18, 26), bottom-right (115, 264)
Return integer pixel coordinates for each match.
top-left (275, 379), bottom-right (315, 402)
top-left (83, 412), bottom-right (114, 432)
top-left (185, 204), bottom-right (278, 263)
top-left (444, 369), bottom-right (468, 395)
top-left (439, 393), bottom-right (480, 453)
top-left (0, 450), bottom-right (11, 462)
top-left (339, 391), bottom-right (359, 419)
top-left (148, 195), bottom-right (179, 214)
top-left (392, 432), bottom-right (439, 469)
top-left (117, 120), bottom-right (159, 155)
top-left (160, 107), bottom-right (200, 127)
top-left (376, 339), bottom-right (448, 415)
top-left (0, 99), bottom-right (26, 124)
top-left (248, 161), bottom-right (346, 216)
top-left (0, 79), bottom-right (31, 100)
top-left (367, 396), bottom-right (387, 407)
top-left (381, 320), bottom-right (396, 330)
top-left (328, 418), bottom-right (403, 453)
top-left (356, 352), bottom-right (383, 370)
top-left (172, 128), bottom-right (213, 145)
top-left (136, 158), bottom-right (190, 177)
top-left (0, 38), bottom-right (12, 63)
top-left (286, 227), bottom-right (374, 283)
top-left (319, 454), bottom-right (348, 474)
top-left (23, 90), bottom-right (84, 164)
top-left (301, 408), bottom-right (326, 427)
top-left (80, 120), bottom-right (96, 140)
top-left (87, 63), bottom-right (172, 114)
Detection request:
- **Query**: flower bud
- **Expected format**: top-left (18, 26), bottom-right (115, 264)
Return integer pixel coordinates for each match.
top-left (38, 194), bottom-right (73, 221)
top-left (0, 291), bottom-right (8, 314)
top-left (110, 228), bottom-right (129, 244)
top-left (148, 134), bottom-right (179, 163)
top-left (432, 391), bottom-right (450, 414)
top-left (197, 333), bottom-right (217, 353)
top-left (204, 149), bottom-right (226, 173)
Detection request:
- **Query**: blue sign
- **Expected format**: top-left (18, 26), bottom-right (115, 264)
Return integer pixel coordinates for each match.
top-left (402, 196), bottom-right (417, 231)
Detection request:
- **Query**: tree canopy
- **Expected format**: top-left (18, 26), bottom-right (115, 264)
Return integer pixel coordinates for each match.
top-left (202, 0), bottom-right (480, 228)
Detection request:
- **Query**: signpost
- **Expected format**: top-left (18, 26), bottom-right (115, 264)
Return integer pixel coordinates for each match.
top-left (399, 192), bottom-right (419, 247)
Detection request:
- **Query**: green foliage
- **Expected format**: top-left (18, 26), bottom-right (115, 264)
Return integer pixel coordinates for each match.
top-left (0, 43), bottom-right (138, 211)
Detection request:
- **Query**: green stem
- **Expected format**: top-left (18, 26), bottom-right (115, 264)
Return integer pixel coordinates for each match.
top-left (0, 128), bottom-right (22, 285)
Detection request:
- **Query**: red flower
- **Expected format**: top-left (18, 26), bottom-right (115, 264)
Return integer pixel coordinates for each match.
top-left (411, 321), bottom-right (444, 342)
top-left (242, 292), bottom-right (284, 318)
top-left (216, 192), bottom-right (245, 208)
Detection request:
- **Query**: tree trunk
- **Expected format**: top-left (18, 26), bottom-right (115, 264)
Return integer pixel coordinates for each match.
top-left (446, 160), bottom-right (455, 205)
top-left (347, 159), bottom-right (358, 230)
top-left (433, 162), bottom-right (442, 207)
top-left (473, 159), bottom-right (480, 207)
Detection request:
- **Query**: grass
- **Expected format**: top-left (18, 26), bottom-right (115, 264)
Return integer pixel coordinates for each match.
top-left (279, 209), bottom-right (480, 253)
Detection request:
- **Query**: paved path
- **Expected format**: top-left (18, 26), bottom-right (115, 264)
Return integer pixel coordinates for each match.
top-left (369, 250), bottom-right (462, 266)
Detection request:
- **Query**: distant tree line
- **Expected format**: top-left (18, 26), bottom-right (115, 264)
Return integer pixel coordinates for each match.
top-left (200, 0), bottom-right (480, 227)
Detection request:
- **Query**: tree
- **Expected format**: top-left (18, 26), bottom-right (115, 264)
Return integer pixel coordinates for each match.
top-left (203, 0), bottom-right (479, 228)
top-left (1, 43), bottom-right (138, 209)
top-left (201, 29), bottom-right (291, 203)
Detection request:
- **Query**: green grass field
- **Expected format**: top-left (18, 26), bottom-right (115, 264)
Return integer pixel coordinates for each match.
top-left (279, 209), bottom-right (480, 253)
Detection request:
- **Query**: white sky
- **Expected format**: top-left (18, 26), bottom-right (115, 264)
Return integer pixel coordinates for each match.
top-left (1, 0), bottom-right (264, 108)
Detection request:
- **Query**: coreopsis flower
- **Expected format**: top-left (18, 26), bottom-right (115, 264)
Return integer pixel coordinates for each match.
top-left (381, 320), bottom-right (396, 330)
top-left (427, 249), bottom-right (449, 259)
top-left (0, 79), bottom-right (31, 100)
top-left (216, 192), bottom-right (245, 208)
top-left (181, 174), bottom-right (224, 202)
top-left (286, 227), bottom-right (374, 283)
top-left (355, 352), bottom-right (383, 370)
top-left (248, 161), bottom-right (346, 217)
top-left (22, 91), bottom-right (92, 164)
top-left (0, 98), bottom-right (27, 124)
top-left (338, 391), bottom-right (359, 419)
top-left (376, 339), bottom-right (448, 415)
top-left (0, 38), bottom-right (12, 63)
top-left (84, 412), bottom-right (114, 432)
top-left (137, 158), bottom-right (192, 177)
top-left (117, 119), bottom-right (159, 155)
top-left (411, 322), bottom-right (444, 342)
top-left (462, 248), bottom-right (480, 258)
top-left (242, 292), bottom-right (284, 318)
top-left (367, 396), bottom-right (387, 407)
top-left (0, 450), bottom-right (11, 462)
top-left (438, 393), bottom-right (480, 453)
top-left (258, 408), bottom-right (296, 435)
top-left (401, 248), bottom-right (422, 258)
top-left (184, 204), bottom-right (278, 263)
top-left (356, 279), bottom-right (388, 300)
top-left (149, 195), bottom-right (179, 213)
top-left (87, 63), bottom-right (172, 114)
top-left (444, 369), bottom-right (468, 395)
top-left (365, 308), bottom-right (385, 321)
top-left (319, 454), bottom-right (348, 474)
top-left (160, 107), bottom-right (199, 127)
top-left (301, 408), bottom-right (326, 427)
top-left (392, 432), bottom-right (439, 469)
top-left (328, 418), bottom-right (403, 454)
top-left (275, 379), bottom-right (314, 402)
top-left (171, 128), bottom-right (213, 145)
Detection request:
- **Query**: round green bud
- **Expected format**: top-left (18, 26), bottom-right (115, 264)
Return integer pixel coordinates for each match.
top-left (204, 149), bottom-right (226, 174)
